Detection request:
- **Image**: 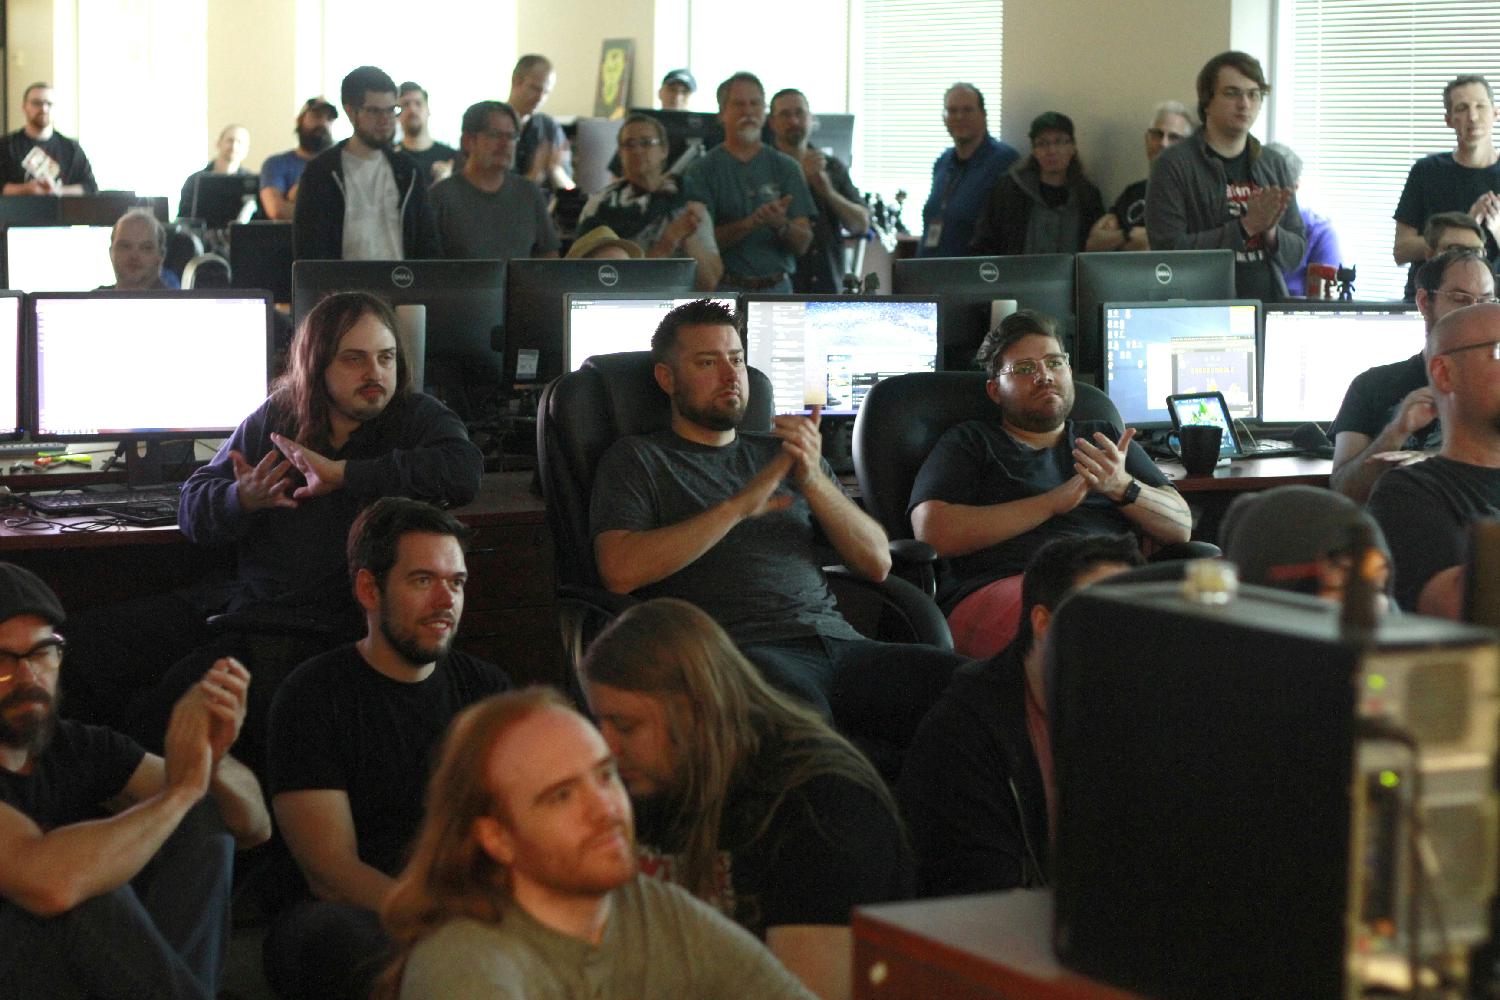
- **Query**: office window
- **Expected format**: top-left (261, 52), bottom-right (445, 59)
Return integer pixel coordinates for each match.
top-left (684, 2), bottom-right (850, 118)
top-left (1276, 0), bottom-right (1500, 299)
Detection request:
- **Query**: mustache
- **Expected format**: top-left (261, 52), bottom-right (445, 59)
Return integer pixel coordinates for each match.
top-left (0, 684), bottom-right (52, 713)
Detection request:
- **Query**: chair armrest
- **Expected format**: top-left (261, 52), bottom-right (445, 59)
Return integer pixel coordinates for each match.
top-left (555, 585), bottom-right (641, 706)
top-left (888, 538), bottom-right (938, 598)
top-left (824, 565), bottom-right (954, 652)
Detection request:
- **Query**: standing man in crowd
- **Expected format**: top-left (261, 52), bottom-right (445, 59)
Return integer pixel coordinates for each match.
top-left (659, 69), bottom-right (696, 110)
top-left (509, 54), bottom-right (574, 193)
top-left (684, 72), bottom-right (815, 293)
top-left (918, 83), bottom-right (1018, 258)
top-left (260, 98), bottom-right (338, 222)
top-left (578, 112), bottom-right (720, 291)
top-left (265, 498), bottom-right (511, 1000)
top-left (0, 82), bottom-right (97, 196)
top-left (1393, 75), bottom-right (1500, 293)
top-left (769, 88), bottom-right (869, 294)
top-left (1147, 51), bottom-right (1305, 300)
top-left (0, 562), bottom-right (269, 1000)
top-left (430, 100), bottom-right (559, 262)
top-left (294, 65), bottom-right (441, 261)
top-left (1086, 100), bottom-right (1193, 252)
top-left (396, 82), bottom-right (457, 187)
top-left (105, 208), bottom-right (170, 291)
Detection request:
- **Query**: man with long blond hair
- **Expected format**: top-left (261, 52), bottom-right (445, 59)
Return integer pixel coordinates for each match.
top-left (377, 688), bottom-right (814, 999)
top-left (582, 598), bottom-right (914, 1000)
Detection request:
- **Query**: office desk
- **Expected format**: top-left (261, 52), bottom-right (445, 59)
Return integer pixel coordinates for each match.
top-left (853, 890), bottom-right (1144, 1000)
top-left (0, 471), bottom-right (566, 688)
top-left (1156, 455), bottom-right (1332, 541)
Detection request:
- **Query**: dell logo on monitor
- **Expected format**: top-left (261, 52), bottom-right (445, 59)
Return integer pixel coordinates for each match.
top-left (390, 265), bottom-right (415, 289)
top-left (597, 264), bottom-right (620, 287)
top-left (1154, 263), bottom-right (1173, 285)
top-left (978, 262), bottom-right (999, 283)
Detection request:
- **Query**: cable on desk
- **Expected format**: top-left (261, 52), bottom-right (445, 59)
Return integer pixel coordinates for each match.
top-left (2, 515), bottom-right (56, 531)
top-left (57, 517), bottom-right (125, 533)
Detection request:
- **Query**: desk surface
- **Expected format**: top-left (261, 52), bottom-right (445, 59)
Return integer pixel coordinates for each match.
top-left (853, 890), bottom-right (1144, 1000)
top-left (1157, 454), bottom-right (1331, 493)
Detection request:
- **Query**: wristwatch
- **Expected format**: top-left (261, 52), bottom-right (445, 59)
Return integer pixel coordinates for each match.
top-left (1115, 479), bottom-right (1141, 506)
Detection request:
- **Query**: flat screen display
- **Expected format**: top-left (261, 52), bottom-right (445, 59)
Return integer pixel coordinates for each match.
top-left (1103, 300), bottom-right (1258, 426)
top-left (565, 294), bottom-right (736, 371)
top-left (1261, 305), bottom-right (1422, 424)
top-left (6, 225), bottom-right (115, 291)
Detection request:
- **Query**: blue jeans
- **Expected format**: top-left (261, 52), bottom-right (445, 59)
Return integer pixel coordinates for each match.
top-left (0, 799), bottom-right (234, 1000)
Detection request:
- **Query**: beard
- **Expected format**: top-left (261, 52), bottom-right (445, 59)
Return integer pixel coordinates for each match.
top-left (1005, 380), bottom-right (1073, 433)
top-left (0, 684), bottom-right (56, 757)
top-left (298, 124), bottom-right (334, 154)
top-left (674, 387), bottom-right (745, 432)
top-left (378, 604), bottom-right (457, 668)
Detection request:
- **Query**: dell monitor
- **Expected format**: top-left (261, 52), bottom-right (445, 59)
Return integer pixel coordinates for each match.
top-left (1260, 302), bottom-right (1423, 425)
top-left (4, 225), bottom-right (115, 291)
top-left (1076, 249), bottom-right (1237, 382)
top-left (505, 258), bottom-right (697, 385)
top-left (292, 259), bottom-right (506, 419)
top-left (29, 290), bottom-right (273, 482)
top-left (564, 293), bottom-right (737, 371)
top-left (229, 222), bottom-right (294, 303)
top-left (1102, 300), bottom-right (1259, 428)
top-left (891, 254), bottom-right (1075, 373)
top-left (741, 295), bottom-right (939, 416)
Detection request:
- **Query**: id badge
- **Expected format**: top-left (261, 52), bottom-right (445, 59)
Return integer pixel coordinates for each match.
top-left (923, 221), bottom-right (942, 248)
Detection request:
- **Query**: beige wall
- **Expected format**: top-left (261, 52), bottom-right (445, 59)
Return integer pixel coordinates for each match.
top-left (1001, 0), bottom-right (1234, 202)
top-left (205, 0), bottom-right (300, 174)
top-left (515, 0), bottom-right (657, 118)
top-left (6, 0), bottom-right (59, 134)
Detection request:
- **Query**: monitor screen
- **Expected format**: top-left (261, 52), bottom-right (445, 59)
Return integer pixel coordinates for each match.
top-left (743, 295), bottom-right (939, 416)
top-left (1103, 300), bottom-right (1259, 427)
top-left (1076, 250), bottom-right (1237, 381)
top-left (182, 173), bottom-right (259, 227)
top-left (0, 293), bottom-right (21, 436)
top-left (5, 225), bottom-right (115, 291)
top-left (565, 294), bottom-right (736, 371)
top-left (31, 291), bottom-right (272, 438)
top-left (892, 254), bottom-right (1075, 373)
top-left (230, 222), bottom-right (294, 303)
top-left (1261, 304), bottom-right (1423, 424)
top-left (506, 258), bottom-right (698, 385)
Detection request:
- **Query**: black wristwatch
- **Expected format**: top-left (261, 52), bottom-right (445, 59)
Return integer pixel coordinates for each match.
top-left (1115, 479), bottom-right (1141, 506)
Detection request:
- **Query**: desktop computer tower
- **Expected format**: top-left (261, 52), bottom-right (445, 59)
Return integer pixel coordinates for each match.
top-left (1048, 581), bottom-right (1498, 999)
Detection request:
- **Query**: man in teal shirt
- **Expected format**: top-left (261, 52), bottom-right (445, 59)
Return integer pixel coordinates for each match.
top-left (684, 72), bottom-right (816, 292)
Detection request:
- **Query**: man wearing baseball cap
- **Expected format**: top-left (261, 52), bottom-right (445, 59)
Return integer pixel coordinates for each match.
top-left (0, 562), bottom-right (269, 999)
top-left (660, 69), bottom-right (696, 110)
top-left (259, 96), bottom-right (339, 221)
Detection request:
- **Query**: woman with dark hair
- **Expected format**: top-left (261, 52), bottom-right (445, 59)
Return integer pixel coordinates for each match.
top-left (968, 111), bottom-right (1105, 256)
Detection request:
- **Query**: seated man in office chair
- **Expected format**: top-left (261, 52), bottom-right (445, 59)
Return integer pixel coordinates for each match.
top-left (101, 208), bottom-right (175, 290)
top-left (909, 309), bottom-right (1192, 658)
top-left (589, 299), bottom-right (965, 772)
top-left (59, 292), bottom-right (483, 776)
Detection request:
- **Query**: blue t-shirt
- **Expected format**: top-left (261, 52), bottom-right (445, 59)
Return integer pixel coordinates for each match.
top-left (259, 149), bottom-right (311, 195)
top-left (919, 134), bottom-right (1020, 258)
top-left (683, 144), bottom-right (817, 280)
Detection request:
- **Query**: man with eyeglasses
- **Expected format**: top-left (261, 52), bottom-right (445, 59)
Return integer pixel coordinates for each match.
top-left (1402, 211), bottom-right (1491, 302)
top-left (429, 100), bottom-right (559, 263)
top-left (910, 310), bottom-right (1191, 657)
top-left (769, 88), bottom-right (870, 293)
top-left (293, 64), bottom-right (441, 261)
top-left (1087, 101), bottom-right (1193, 252)
top-left (1331, 247), bottom-right (1495, 504)
top-left (1393, 76), bottom-right (1500, 292)
top-left (0, 82), bottom-right (97, 197)
top-left (576, 112), bottom-right (720, 290)
top-left (0, 562), bottom-right (270, 999)
top-left (1146, 50), bottom-right (1305, 302)
top-left (919, 82), bottom-right (1018, 258)
top-left (1369, 301), bottom-right (1500, 616)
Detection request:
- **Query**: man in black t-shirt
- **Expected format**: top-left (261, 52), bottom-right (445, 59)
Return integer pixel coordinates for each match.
top-left (0, 562), bottom-right (269, 1000)
top-left (396, 81), bottom-right (457, 187)
top-left (0, 82), bottom-right (98, 196)
top-left (1370, 302), bottom-right (1500, 616)
top-left (265, 497), bottom-right (511, 1000)
top-left (1331, 248), bottom-right (1494, 503)
top-left (1085, 100), bottom-right (1192, 253)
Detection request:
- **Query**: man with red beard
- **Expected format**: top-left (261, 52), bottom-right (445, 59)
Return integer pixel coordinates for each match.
top-left (382, 688), bottom-right (815, 998)
top-left (264, 498), bottom-right (511, 1000)
top-left (910, 310), bottom-right (1191, 656)
top-left (0, 562), bottom-right (269, 1000)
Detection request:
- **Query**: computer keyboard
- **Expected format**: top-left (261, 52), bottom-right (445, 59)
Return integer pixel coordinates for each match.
top-left (0, 441), bottom-right (67, 457)
top-left (24, 485), bottom-right (182, 516)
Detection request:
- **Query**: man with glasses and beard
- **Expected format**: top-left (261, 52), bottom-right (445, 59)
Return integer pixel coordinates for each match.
top-left (294, 64), bottom-right (441, 261)
top-left (260, 97), bottom-right (339, 222)
top-left (910, 309), bottom-right (1190, 657)
top-left (0, 563), bottom-right (269, 1000)
top-left (264, 498), bottom-right (512, 1000)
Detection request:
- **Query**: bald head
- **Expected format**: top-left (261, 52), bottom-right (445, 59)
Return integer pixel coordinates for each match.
top-left (1429, 300), bottom-right (1500, 358)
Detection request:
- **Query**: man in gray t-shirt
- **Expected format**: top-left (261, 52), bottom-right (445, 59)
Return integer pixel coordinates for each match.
top-left (588, 300), bottom-right (963, 766)
top-left (428, 99), bottom-right (559, 261)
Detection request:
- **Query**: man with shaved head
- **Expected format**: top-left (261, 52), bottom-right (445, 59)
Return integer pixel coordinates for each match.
top-left (1369, 301), bottom-right (1500, 615)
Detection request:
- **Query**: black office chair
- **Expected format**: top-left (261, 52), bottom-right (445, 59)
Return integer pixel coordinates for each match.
top-left (181, 253), bottom-right (231, 289)
top-left (537, 351), bottom-right (953, 688)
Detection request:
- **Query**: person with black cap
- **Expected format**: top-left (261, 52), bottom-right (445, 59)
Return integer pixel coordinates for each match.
top-left (0, 562), bottom-right (269, 1000)
top-left (969, 111), bottom-right (1105, 256)
top-left (259, 96), bottom-right (339, 221)
top-left (660, 68), bottom-right (696, 110)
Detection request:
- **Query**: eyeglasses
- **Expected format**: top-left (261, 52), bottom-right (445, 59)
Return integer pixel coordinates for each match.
top-left (1147, 127), bottom-right (1190, 143)
top-left (619, 137), bottom-right (664, 150)
top-left (359, 105), bottom-right (402, 118)
top-left (1219, 86), bottom-right (1265, 103)
top-left (1436, 290), bottom-right (1499, 307)
top-left (0, 637), bottom-right (65, 684)
top-left (477, 128), bottom-right (519, 142)
top-left (995, 353), bottom-right (1070, 379)
top-left (1437, 340), bottom-right (1500, 361)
